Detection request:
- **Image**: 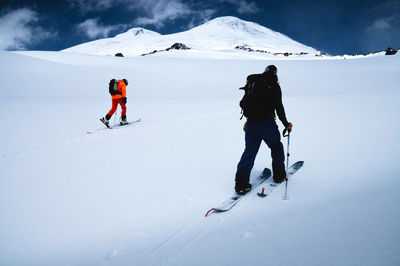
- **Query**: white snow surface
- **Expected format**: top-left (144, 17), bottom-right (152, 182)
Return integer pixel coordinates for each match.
top-left (62, 16), bottom-right (317, 56)
top-left (0, 49), bottom-right (399, 266)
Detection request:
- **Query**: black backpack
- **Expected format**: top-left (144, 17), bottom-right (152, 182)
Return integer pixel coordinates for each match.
top-left (109, 79), bottom-right (121, 95)
top-left (240, 74), bottom-right (274, 120)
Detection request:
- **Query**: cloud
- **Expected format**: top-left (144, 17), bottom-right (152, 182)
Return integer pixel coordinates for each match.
top-left (68, 0), bottom-right (196, 29)
top-left (0, 8), bottom-right (54, 50)
top-left (363, 1), bottom-right (400, 51)
top-left (67, 0), bottom-right (119, 13)
top-left (187, 8), bottom-right (218, 28)
top-left (366, 0), bottom-right (400, 32)
top-left (219, 0), bottom-right (260, 14)
top-left (76, 18), bottom-right (123, 39)
top-left (68, 0), bottom-right (260, 30)
top-left (132, 0), bottom-right (193, 28)
top-left (367, 17), bottom-right (396, 32)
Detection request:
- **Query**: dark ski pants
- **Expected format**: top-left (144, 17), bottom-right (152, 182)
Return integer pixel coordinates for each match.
top-left (107, 98), bottom-right (126, 118)
top-left (236, 118), bottom-right (285, 186)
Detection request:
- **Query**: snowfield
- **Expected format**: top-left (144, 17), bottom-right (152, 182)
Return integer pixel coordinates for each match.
top-left (0, 50), bottom-right (399, 266)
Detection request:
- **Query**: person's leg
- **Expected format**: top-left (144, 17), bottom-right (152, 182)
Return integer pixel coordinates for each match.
top-left (118, 100), bottom-right (128, 125)
top-left (106, 99), bottom-right (118, 119)
top-left (119, 100), bottom-right (127, 118)
top-left (236, 129), bottom-right (262, 188)
top-left (261, 119), bottom-right (286, 182)
top-left (270, 141), bottom-right (286, 182)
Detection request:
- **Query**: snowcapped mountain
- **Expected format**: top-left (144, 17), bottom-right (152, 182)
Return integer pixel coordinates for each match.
top-left (63, 16), bottom-right (317, 56)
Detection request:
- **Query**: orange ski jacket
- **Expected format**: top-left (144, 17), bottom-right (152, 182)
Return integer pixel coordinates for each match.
top-left (111, 80), bottom-right (127, 100)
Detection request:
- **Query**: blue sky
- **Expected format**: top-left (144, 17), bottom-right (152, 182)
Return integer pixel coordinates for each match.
top-left (0, 0), bottom-right (399, 54)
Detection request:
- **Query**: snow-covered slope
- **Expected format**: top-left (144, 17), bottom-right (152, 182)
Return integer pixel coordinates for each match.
top-left (63, 16), bottom-right (317, 56)
top-left (0, 50), bottom-right (399, 266)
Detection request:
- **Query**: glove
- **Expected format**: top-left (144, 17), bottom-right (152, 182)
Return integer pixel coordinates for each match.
top-left (286, 122), bottom-right (293, 133)
top-left (122, 97), bottom-right (127, 104)
top-left (283, 122), bottom-right (293, 136)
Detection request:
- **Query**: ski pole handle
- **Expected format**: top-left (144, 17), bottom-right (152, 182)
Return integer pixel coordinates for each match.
top-left (283, 128), bottom-right (290, 137)
top-left (283, 122), bottom-right (293, 137)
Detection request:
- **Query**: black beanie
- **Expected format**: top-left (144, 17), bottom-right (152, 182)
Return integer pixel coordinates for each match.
top-left (264, 65), bottom-right (277, 75)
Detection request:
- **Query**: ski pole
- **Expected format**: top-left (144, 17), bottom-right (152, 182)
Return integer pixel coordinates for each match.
top-left (114, 106), bottom-right (118, 126)
top-left (283, 129), bottom-right (290, 200)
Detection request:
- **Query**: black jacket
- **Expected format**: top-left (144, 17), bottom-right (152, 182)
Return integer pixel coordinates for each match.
top-left (240, 73), bottom-right (289, 127)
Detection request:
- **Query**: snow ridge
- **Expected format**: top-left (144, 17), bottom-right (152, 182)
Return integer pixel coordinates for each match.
top-left (63, 16), bottom-right (317, 56)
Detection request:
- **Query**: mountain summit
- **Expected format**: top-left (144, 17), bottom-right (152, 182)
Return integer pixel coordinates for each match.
top-left (63, 16), bottom-right (317, 56)
top-left (193, 16), bottom-right (283, 37)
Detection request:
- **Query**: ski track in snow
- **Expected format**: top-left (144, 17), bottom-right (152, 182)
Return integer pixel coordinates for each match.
top-left (0, 110), bottom-right (234, 160)
top-left (139, 167), bottom-right (294, 266)
top-left (139, 206), bottom-right (228, 265)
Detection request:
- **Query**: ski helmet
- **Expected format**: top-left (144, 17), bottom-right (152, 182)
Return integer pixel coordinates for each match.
top-left (123, 79), bottom-right (128, 85)
top-left (265, 65), bottom-right (277, 75)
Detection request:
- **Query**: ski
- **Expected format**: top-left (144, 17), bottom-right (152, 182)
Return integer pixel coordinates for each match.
top-left (118, 118), bottom-right (141, 127)
top-left (205, 168), bottom-right (271, 217)
top-left (257, 161), bottom-right (304, 198)
top-left (205, 161), bottom-right (304, 217)
top-left (87, 118), bottom-right (141, 134)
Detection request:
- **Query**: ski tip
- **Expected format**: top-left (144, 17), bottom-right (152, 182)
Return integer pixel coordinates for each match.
top-left (205, 209), bottom-right (214, 217)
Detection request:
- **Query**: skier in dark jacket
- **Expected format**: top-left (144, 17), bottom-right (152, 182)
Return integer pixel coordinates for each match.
top-left (235, 65), bottom-right (293, 195)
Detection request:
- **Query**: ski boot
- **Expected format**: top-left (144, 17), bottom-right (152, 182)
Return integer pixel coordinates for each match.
top-left (100, 114), bottom-right (111, 128)
top-left (272, 164), bottom-right (287, 183)
top-left (235, 183), bottom-right (252, 195)
top-left (120, 116), bottom-right (128, 126)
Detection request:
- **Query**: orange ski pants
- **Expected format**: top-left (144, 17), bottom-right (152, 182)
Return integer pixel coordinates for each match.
top-left (107, 98), bottom-right (127, 117)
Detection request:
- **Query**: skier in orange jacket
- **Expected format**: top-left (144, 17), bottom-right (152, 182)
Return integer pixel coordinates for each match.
top-left (100, 79), bottom-right (128, 127)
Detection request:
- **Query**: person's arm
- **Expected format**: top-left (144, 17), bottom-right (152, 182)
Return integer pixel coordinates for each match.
top-left (274, 84), bottom-right (290, 128)
top-left (119, 82), bottom-right (127, 103)
top-left (120, 83), bottom-right (126, 98)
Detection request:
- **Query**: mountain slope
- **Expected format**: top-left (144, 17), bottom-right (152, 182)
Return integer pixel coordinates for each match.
top-left (0, 50), bottom-right (399, 265)
top-left (63, 16), bottom-right (317, 56)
